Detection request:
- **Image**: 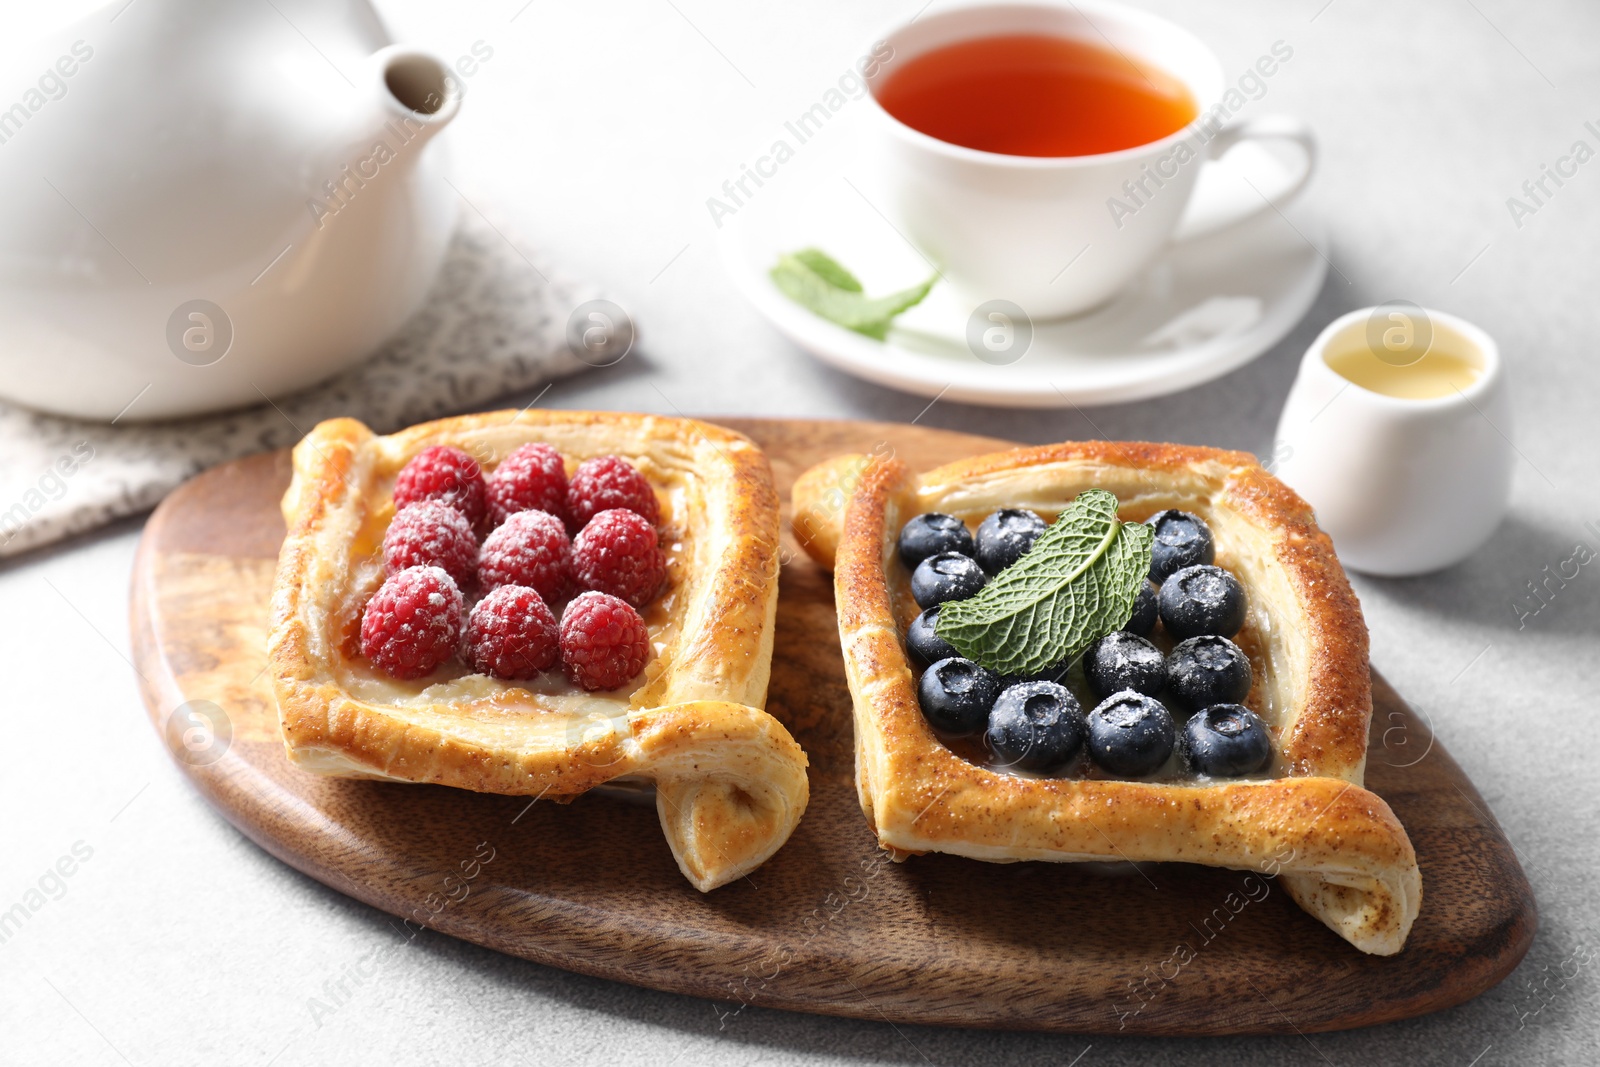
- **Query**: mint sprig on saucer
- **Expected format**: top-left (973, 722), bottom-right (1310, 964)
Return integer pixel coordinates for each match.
top-left (770, 248), bottom-right (936, 341)
top-left (935, 489), bottom-right (1153, 676)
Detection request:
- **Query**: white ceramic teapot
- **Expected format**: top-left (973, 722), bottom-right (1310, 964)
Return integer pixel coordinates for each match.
top-left (0, 0), bottom-right (461, 420)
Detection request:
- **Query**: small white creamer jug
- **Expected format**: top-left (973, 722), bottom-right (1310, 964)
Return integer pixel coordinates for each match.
top-left (1272, 305), bottom-right (1513, 576)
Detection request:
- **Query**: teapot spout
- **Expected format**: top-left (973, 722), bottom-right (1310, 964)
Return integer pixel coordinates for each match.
top-left (363, 45), bottom-right (461, 151)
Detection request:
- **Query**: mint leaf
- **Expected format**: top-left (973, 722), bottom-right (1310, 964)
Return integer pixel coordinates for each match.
top-left (792, 248), bottom-right (862, 292)
top-left (934, 489), bottom-right (1154, 676)
top-left (770, 248), bottom-right (936, 341)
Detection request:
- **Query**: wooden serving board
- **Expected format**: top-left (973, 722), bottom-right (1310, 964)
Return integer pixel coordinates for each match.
top-left (129, 418), bottom-right (1534, 1035)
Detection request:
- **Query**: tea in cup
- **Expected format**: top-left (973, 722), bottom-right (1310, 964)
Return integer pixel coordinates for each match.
top-left (861, 0), bottom-right (1317, 318)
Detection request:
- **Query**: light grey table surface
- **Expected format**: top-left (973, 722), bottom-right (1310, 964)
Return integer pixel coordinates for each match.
top-left (3, 0), bottom-right (1596, 1064)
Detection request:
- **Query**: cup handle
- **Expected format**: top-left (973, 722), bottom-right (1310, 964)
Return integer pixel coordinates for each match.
top-left (1171, 115), bottom-right (1317, 243)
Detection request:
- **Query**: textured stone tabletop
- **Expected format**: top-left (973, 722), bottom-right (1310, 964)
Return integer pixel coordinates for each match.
top-left (2, 0), bottom-right (1595, 1063)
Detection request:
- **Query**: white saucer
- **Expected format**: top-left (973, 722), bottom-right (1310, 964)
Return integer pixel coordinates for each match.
top-left (720, 119), bottom-right (1327, 409)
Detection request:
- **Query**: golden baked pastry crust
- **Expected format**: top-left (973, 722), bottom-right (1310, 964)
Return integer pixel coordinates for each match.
top-left (269, 411), bottom-right (808, 891)
top-left (802, 440), bottom-right (1421, 955)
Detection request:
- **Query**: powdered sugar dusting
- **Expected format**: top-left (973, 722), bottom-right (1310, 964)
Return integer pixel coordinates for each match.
top-left (479, 509), bottom-right (571, 602)
top-left (384, 499), bottom-right (478, 587)
top-left (466, 584), bottom-right (560, 679)
top-left (567, 455), bottom-right (660, 528)
top-left (394, 446), bottom-right (488, 531)
top-left (360, 565), bottom-right (465, 679)
top-left (486, 442), bottom-right (569, 528)
top-left (559, 591), bottom-right (649, 691)
top-left (571, 508), bottom-right (665, 607)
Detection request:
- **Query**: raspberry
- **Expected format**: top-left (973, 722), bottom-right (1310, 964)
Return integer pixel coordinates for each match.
top-left (567, 455), bottom-right (659, 530)
top-left (560, 591), bottom-right (649, 691)
top-left (466, 585), bottom-right (559, 679)
top-left (393, 445), bottom-right (487, 531)
top-left (360, 566), bottom-right (464, 680)
top-left (486, 443), bottom-right (569, 529)
top-left (570, 509), bottom-right (666, 607)
top-left (383, 500), bottom-right (478, 588)
top-left (478, 509), bottom-right (570, 603)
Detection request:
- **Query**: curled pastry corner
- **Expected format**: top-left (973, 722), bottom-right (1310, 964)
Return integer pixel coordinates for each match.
top-left (1272, 780), bottom-right (1423, 957)
top-left (635, 701), bottom-right (810, 891)
top-left (812, 444), bottom-right (1423, 955)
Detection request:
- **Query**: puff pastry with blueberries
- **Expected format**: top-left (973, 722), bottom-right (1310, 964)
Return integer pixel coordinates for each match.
top-left (796, 441), bottom-right (1421, 955)
top-left (269, 411), bottom-right (808, 891)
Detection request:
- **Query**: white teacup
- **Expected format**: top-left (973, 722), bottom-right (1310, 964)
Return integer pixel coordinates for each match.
top-left (862, 0), bottom-right (1316, 319)
top-left (1272, 306), bottom-right (1514, 576)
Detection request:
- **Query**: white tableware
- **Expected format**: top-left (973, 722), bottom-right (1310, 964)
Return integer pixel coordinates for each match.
top-left (0, 0), bottom-right (463, 421)
top-left (862, 0), bottom-right (1317, 319)
top-left (1272, 307), bottom-right (1513, 576)
top-left (718, 114), bottom-right (1326, 408)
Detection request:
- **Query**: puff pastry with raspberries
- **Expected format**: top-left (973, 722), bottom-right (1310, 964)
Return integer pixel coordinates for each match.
top-left (268, 411), bottom-right (807, 891)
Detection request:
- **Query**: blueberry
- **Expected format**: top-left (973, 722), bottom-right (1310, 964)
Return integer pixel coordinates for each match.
top-left (906, 606), bottom-right (958, 666)
top-left (1083, 631), bottom-right (1166, 701)
top-left (1123, 578), bottom-right (1159, 637)
top-left (1146, 509), bottom-right (1215, 583)
top-left (975, 508), bottom-right (1048, 574)
top-left (917, 657), bottom-right (1000, 735)
top-left (1165, 635), bottom-right (1253, 713)
top-left (1086, 691), bottom-right (1175, 777)
top-left (911, 551), bottom-right (987, 609)
top-left (899, 512), bottom-right (974, 569)
top-left (985, 681), bottom-right (1085, 771)
top-left (1181, 703), bottom-right (1273, 777)
top-left (1158, 564), bottom-right (1246, 639)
